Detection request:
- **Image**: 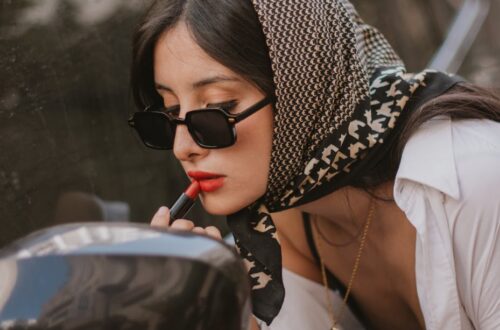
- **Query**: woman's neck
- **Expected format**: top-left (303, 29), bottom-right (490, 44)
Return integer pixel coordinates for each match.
top-left (295, 182), bottom-right (396, 242)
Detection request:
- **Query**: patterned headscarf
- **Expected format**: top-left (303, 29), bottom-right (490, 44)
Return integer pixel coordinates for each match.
top-left (226, 0), bottom-right (460, 324)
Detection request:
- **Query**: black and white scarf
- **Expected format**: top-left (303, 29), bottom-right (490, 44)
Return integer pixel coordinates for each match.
top-left (227, 0), bottom-right (460, 324)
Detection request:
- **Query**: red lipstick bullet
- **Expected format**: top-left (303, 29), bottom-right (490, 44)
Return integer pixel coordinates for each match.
top-left (169, 181), bottom-right (200, 221)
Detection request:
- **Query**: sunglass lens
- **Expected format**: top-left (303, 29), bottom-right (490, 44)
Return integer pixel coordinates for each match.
top-left (133, 112), bottom-right (174, 149)
top-left (188, 110), bottom-right (234, 148)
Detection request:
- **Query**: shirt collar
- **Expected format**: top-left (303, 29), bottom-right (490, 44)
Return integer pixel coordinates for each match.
top-left (395, 116), bottom-right (460, 200)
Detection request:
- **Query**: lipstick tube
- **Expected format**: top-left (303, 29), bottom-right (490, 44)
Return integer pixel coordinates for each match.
top-left (169, 181), bottom-right (200, 221)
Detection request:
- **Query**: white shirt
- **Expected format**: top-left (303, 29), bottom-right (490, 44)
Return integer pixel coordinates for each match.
top-left (394, 117), bottom-right (500, 329)
top-left (258, 117), bottom-right (500, 329)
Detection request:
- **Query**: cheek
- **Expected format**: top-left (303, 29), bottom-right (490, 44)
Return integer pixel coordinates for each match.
top-left (201, 108), bottom-right (274, 215)
top-left (234, 108), bottom-right (274, 187)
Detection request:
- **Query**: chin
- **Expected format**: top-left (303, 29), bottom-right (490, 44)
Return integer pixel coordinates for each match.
top-left (200, 194), bottom-right (257, 216)
top-left (200, 199), bottom-right (242, 216)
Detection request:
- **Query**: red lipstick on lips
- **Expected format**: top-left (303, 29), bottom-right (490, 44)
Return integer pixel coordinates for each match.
top-left (187, 171), bottom-right (225, 192)
top-left (169, 181), bottom-right (200, 221)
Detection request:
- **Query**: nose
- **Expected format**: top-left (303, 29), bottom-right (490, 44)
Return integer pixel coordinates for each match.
top-left (172, 124), bottom-right (208, 162)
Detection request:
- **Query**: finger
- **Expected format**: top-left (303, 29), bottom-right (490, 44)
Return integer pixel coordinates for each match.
top-left (151, 206), bottom-right (170, 228)
top-left (205, 226), bottom-right (222, 240)
top-left (192, 227), bottom-right (206, 235)
top-left (170, 219), bottom-right (195, 231)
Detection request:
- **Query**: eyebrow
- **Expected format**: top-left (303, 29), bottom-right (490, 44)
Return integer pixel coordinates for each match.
top-left (155, 75), bottom-right (240, 92)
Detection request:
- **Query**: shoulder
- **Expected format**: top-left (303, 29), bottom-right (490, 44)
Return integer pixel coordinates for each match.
top-left (441, 119), bottom-right (500, 236)
top-left (394, 117), bottom-right (500, 263)
top-left (450, 119), bottom-right (500, 203)
top-left (451, 120), bottom-right (500, 197)
top-left (395, 117), bottom-right (500, 202)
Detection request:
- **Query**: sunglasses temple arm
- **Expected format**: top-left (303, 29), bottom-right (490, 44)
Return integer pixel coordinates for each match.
top-left (234, 96), bottom-right (275, 123)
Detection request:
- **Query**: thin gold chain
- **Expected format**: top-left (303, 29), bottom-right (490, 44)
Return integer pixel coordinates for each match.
top-left (312, 199), bottom-right (375, 329)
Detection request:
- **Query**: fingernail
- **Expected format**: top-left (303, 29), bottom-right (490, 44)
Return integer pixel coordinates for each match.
top-left (157, 206), bottom-right (168, 216)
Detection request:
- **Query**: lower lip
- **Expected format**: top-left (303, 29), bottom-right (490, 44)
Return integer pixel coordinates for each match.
top-left (198, 177), bottom-right (225, 192)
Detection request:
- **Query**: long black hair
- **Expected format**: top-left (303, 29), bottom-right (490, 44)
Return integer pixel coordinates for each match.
top-left (131, 0), bottom-right (500, 189)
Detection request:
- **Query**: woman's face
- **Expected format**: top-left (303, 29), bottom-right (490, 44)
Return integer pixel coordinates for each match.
top-left (153, 23), bottom-right (274, 215)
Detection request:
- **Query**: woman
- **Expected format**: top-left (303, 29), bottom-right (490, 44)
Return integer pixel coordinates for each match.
top-left (129, 0), bottom-right (500, 329)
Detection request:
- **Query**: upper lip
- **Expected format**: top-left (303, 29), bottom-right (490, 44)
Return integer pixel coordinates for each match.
top-left (187, 170), bottom-right (224, 180)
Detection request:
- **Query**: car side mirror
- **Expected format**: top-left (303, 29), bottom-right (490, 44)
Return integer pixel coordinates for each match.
top-left (0, 223), bottom-right (251, 330)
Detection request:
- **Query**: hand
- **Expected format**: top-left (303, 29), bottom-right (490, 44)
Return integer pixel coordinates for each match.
top-left (150, 206), bottom-right (222, 240)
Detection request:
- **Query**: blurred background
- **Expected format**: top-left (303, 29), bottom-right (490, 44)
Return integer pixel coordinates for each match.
top-left (0, 0), bottom-right (499, 247)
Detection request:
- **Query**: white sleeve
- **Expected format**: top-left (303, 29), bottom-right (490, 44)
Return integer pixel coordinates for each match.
top-left (445, 150), bottom-right (500, 329)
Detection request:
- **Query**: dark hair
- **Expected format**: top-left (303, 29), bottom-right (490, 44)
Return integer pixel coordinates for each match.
top-left (131, 0), bottom-right (273, 110)
top-left (131, 0), bottom-right (500, 190)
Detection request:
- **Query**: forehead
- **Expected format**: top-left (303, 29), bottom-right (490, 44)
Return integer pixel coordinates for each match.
top-left (153, 23), bottom-right (235, 88)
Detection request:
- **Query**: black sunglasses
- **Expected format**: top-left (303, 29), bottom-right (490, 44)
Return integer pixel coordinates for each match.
top-left (128, 97), bottom-right (274, 150)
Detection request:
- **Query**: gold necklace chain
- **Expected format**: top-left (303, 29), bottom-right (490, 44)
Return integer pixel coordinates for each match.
top-left (311, 199), bottom-right (375, 330)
